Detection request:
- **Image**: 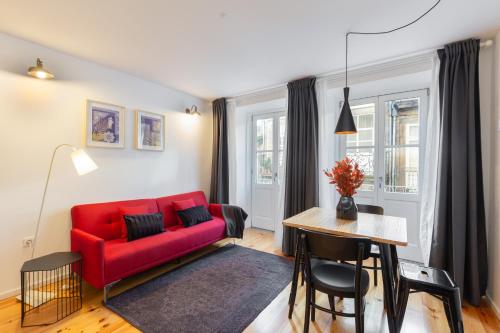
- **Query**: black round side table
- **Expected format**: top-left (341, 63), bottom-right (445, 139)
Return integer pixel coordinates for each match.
top-left (20, 252), bottom-right (82, 327)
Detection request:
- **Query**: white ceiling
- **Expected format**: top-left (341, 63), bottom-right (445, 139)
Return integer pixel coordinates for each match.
top-left (1, 0), bottom-right (499, 100)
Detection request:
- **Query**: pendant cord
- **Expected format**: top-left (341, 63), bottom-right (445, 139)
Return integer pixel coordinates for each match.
top-left (345, 0), bottom-right (441, 87)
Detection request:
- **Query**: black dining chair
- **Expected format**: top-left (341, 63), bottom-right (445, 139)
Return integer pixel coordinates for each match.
top-left (300, 230), bottom-right (371, 333)
top-left (299, 204), bottom-right (383, 288)
top-left (357, 204), bottom-right (384, 286)
top-left (396, 262), bottom-right (464, 333)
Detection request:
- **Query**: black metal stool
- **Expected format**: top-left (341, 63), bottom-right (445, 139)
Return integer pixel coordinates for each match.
top-left (20, 252), bottom-right (82, 327)
top-left (396, 262), bottom-right (463, 333)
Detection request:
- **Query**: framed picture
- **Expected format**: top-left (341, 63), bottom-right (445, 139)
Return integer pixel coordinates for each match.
top-left (135, 110), bottom-right (165, 151)
top-left (86, 100), bottom-right (125, 148)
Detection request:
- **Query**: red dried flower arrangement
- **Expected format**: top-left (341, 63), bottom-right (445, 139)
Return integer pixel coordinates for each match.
top-left (324, 157), bottom-right (365, 197)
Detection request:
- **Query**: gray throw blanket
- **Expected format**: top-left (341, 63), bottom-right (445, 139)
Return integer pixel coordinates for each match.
top-left (221, 205), bottom-right (248, 238)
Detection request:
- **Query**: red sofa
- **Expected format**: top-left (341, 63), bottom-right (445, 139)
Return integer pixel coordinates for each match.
top-left (71, 191), bottom-right (226, 290)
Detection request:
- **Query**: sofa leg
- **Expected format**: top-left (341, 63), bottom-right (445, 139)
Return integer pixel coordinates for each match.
top-left (103, 280), bottom-right (121, 304)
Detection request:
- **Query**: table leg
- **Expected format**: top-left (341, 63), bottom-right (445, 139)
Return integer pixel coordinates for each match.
top-left (288, 230), bottom-right (301, 319)
top-left (379, 243), bottom-right (399, 333)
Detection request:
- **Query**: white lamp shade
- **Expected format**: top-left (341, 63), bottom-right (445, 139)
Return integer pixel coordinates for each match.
top-left (70, 149), bottom-right (98, 176)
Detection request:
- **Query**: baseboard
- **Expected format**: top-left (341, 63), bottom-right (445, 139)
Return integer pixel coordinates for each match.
top-left (0, 287), bottom-right (20, 301)
top-left (486, 293), bottom-right (500, 320)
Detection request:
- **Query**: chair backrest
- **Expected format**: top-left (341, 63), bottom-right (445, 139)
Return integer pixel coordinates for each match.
top-left (300, 229), bottom-right (371, 262)
top-left (357, 204), bottom-right (384, 215)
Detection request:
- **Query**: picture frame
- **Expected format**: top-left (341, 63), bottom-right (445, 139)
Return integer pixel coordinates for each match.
top-left (86, 100), bottom-right (125, 148)
top-left (135, 110), bottom-right (165, 151)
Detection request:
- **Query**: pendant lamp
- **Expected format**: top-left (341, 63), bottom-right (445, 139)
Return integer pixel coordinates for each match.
top-left (334, 33), bottom-right (357, 134)
top-left (334, 0), bottom-right (441, 134)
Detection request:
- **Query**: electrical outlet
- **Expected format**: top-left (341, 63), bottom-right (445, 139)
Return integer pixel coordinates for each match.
top-left (23, 237), bottom-right (34, 248)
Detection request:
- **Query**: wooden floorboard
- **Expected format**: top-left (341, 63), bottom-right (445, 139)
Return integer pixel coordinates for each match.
top-left (0, 228), bottom-right (498, 332)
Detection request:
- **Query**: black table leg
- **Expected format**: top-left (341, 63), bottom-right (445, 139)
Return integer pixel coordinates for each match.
top-left (379, 243), bottom-right (399, 333)
top-left (288, 230), bottom-right (301, 319)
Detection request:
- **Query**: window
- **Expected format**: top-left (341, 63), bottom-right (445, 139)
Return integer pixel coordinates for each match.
top-left (384, 97), bottom-right (420, 193)
top-left (346, 103), bottom-right (376, 191)
top-left (255, 118), bottom-right (273, 184)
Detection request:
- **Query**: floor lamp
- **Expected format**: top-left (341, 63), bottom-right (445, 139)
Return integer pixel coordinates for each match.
top-left (31, 144), bottom-right (98, 258)
top-left (17, 144), bottom-right (97, 306)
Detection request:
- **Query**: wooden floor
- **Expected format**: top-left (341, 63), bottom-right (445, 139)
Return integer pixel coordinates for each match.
top-left (1, 228), bottom-right (499, 332)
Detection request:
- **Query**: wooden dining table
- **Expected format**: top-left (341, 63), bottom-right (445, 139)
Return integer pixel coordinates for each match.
top-left (283, 207), bottom-right (407, 333)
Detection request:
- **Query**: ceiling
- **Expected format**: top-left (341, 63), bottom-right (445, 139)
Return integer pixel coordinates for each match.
top-left (1, 0), bottom-right (499, 100)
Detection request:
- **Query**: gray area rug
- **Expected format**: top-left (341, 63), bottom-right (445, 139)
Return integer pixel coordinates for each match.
top-left (106, 245), bottom-right (293, 333)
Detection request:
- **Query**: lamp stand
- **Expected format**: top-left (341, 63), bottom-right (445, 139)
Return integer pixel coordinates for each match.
top-left (31, 144), bottom-right (74, 259)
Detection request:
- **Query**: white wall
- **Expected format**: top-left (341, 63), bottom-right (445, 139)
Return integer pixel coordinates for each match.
top-left (0, 33), bottom-right (212, 298)
top-left (486, 30), bottom-right (500, 317)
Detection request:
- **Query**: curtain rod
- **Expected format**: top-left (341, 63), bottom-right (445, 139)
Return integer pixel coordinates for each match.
top-left (226, 39), bottom-right (494, 102)
top-left (480, 39), bottom-right (494, 48)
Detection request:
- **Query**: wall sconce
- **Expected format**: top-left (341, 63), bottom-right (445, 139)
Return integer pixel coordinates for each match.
top-left (28, 58), bottom-right (55, 80)
top-left (185, 105), bottom-right (201, 116)
top-left (27, 58), bottom-right (55, 80)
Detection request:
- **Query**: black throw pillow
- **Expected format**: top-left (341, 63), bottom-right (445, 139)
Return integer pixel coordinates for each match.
top-left (124, 213), bottom-right (164, 242)
top-left (177, 205), bottom-right (213, 227)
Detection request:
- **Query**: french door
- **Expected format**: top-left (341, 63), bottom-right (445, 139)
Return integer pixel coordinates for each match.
top-left (341, 90), bottom-right (428, 262)
top-left (251, 112), bottom-right (286, 231)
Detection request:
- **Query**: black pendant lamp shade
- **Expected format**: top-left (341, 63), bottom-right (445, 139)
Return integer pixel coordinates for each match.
top-left (335, 87), bottom-right (357, 134)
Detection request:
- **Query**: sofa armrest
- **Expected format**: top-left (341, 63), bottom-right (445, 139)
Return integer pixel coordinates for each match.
top-left (208, 203), bottom-right (223, 219)
top-left (71, 228), bottom-right (105, 289)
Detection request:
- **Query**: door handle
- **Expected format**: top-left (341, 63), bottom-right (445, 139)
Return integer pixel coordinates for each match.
top-left (378, 176), bottom-right (383, 189)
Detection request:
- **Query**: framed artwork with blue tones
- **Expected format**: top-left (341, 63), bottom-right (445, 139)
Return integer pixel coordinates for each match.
top-left (135, 110), bottom-right (165, 151)
top-left (86, 100), bottom-right (125, 148)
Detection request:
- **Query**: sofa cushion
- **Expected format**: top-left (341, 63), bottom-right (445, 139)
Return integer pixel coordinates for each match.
top-left (171, 199), bottom-right (196, 225)
top-left (104, 217), bottom-right (226, 282)
top-left (71, 199), bottom-right (158, 240)
top-left (124, 213), bottom-right (165, 241)
top-left (156, 191), bottom-right (209, 228)
top-left (119, 205), bottom-right (150, 239)
top-left (177, 205), bottom-right (213, 227)
top-left (166, 225), bottom-right (185, 232)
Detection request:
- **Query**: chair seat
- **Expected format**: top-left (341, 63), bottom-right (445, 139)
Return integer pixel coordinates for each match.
top-left (310, 258), bottom-right (370, 296)
top-left (399, 262), bottom-right (457, 290)
top-left (397, 262), bottom-right (463, 332)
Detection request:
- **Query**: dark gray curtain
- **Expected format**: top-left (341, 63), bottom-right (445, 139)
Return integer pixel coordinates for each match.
top-left (209, 98), bottom-right (229, 204)
top-left (430, 39), bottom-right (487, 306)
top-left (282, 77), bottom-right (319, 255)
